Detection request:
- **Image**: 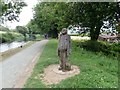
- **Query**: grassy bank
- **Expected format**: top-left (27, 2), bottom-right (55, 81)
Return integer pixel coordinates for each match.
top-left (35, 34), bottom-right (43, 41)
top-left (24, 39), bottom-right (118, 88)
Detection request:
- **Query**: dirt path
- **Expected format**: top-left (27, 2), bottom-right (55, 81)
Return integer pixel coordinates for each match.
top-left (0, 40), bottom-right (49, 89)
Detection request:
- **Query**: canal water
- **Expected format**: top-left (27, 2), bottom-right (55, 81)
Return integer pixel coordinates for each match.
top-left (0, 41), bottom-right (27, 53)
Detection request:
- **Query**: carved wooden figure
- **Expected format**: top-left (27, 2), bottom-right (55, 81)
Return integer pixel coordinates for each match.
top-left (58, 28), bottom-right (71, 72)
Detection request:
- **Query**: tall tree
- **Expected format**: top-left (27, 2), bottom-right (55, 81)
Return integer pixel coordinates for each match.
top-left (65, 2), bottom-right (119, 40)
top-left (32, 2), bottom-right (119, 40)
top-left (33, 2), bottom-right (69, 38)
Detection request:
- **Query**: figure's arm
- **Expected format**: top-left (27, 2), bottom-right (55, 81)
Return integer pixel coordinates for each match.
top-left (69, 35), bottom-right (71, 54)
top-left (57, 33), bottom-right (61, 56)
top-left (69, 35), bottom-right (71, 53)
top-left (67, 35), bottom-right (71, 56)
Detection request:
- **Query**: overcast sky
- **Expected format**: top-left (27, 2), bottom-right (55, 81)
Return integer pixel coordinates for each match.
top-left (4, 0), bottom-right (38, 29)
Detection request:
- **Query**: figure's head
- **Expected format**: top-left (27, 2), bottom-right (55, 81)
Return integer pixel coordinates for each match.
top-left (62, 28), bottom-right (67, 35)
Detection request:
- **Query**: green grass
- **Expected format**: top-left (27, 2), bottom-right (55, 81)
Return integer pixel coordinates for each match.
top-left (35, 34), bottom-right (43, 41)
top-left (24, 39), bottom-right (58, 88)
top-left (24, 39), bottom-right (118, 88)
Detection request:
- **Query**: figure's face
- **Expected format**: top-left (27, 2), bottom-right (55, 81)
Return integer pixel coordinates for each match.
top-left (62, 29), bottom-right (67, 35)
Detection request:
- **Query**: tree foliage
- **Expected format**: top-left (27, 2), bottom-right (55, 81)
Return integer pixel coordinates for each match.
top-left (27, 19), bottom-right (40, 34)
top-left (16, 26), bottom-right (28, 35)
top-left (68, 2), bottom-right (119, 40)
top-left (31, 2), bottom-right (119, 40)
top-left (32, 2), bottom-right (69, 38)
top-left (16, 26), bottom-right (29, 41)
top-left (0, 0), bottom-right (27, 23)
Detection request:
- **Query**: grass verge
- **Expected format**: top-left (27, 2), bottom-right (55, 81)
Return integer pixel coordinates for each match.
top-left (24, 39), bottom-right (118, 88)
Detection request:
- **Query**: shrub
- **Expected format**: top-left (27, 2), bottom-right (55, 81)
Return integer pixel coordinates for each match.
top-left (1, 33), bottom-right (14, 43)
top-left (13, 33), bottom-right (24, 41)
top-left (0, 32), bottom-right (24, 43)
top-left (74, 40), bottom-right (120, 58)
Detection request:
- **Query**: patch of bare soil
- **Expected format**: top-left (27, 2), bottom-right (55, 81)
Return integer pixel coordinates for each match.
top-left (41, 64), bottom-right (80, 85)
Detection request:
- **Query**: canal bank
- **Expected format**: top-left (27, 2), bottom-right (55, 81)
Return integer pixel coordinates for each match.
top-left (1, 41), bottom-right (27, 53)
top-left (0, 41), bottom-right (36, 62)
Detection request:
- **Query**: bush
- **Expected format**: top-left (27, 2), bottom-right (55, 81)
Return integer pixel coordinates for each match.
top-left (0, 32), bottom-right (24, 43)
top-left (75, 40), bottom-right (120, 58)
top-left (13, 33), bottom-right (24, 41)
top-left (1, 33), bottom-right (14, 43)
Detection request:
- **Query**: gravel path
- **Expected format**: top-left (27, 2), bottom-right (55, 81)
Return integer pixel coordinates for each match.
top-left (0, 40), bottom-right (49, 89)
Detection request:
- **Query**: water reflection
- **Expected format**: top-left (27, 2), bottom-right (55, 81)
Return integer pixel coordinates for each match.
top-left (0, 41), bottom-right (26, 52)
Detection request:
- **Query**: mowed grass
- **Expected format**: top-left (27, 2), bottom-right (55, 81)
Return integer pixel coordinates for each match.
top-left (24, 39), bottom-right (118, 88)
